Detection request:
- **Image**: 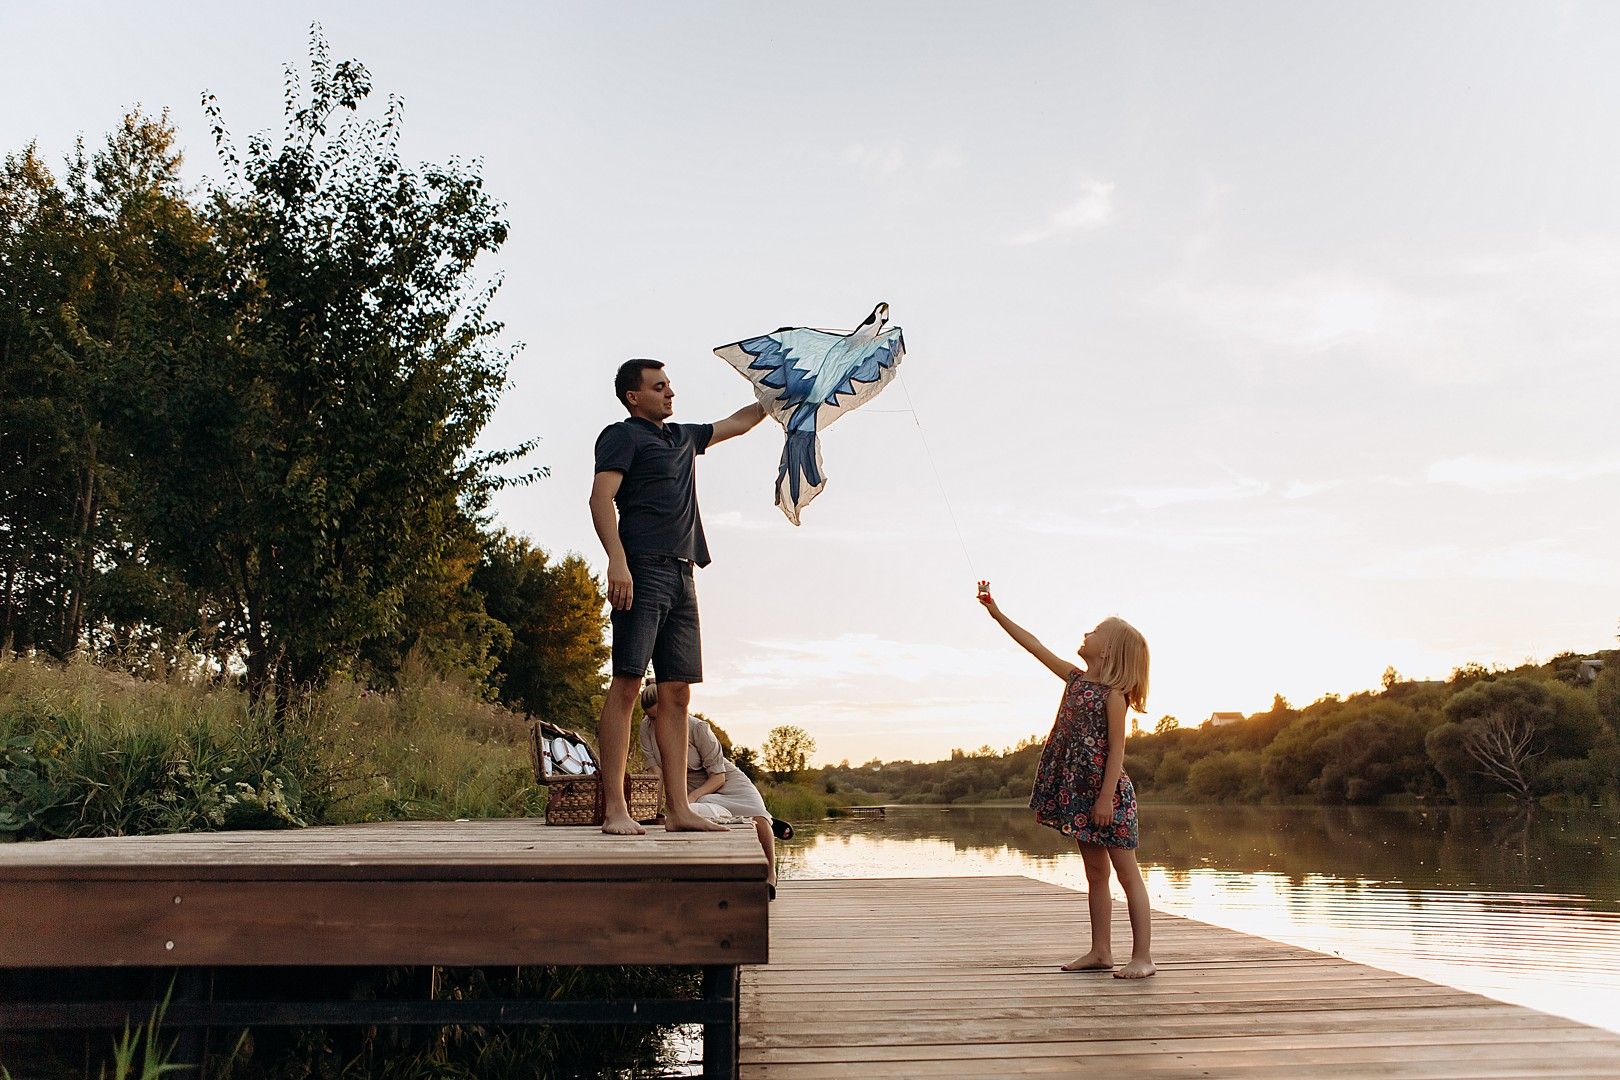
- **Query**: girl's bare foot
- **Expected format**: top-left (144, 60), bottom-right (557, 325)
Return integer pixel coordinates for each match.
top-left (664, 810), bottom-right (729, 832)
top-left (1060, 951), bottom-right (1114, 972)
top-left (1114, 959), bottom-right (1156, 979)
top-left (602, 812), bottom-right (646, 835)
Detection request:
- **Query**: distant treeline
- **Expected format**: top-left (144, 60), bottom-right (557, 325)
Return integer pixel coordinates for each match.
top-left (0, 37), bottom-right (608, 731)
top-left (819, 651), bottom-right (1620, 808)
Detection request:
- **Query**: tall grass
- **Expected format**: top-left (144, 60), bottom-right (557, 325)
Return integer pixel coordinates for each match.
top-left (0, 654), bottom-right (544, 839)
top-left (758, 780), bottom-right (851, 822)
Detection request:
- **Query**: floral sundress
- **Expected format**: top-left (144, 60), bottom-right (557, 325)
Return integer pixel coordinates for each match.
top-left (1029, 671), bottom-right (1139, 848)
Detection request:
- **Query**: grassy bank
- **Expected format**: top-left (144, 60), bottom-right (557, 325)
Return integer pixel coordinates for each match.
top-left (0, 653), bottom-right (544, 840)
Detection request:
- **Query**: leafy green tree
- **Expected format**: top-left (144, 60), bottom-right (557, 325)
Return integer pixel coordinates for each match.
top-left (0, 143), bottom-right (83, 653)
top-left (117, 33), bottom-right (535, 702)
top-left (1311, 704), bottom-right (1438, 803)
top-left (472, 532), bottom-right (607, 730)
top-left (730, 745), bottom-right (762, 783)
top-left (358, 513), bottom-right (511, 691)
top-left (1591, 659), bottom-right (1620, 734)
top-left (763, 725), bottom-right (816, 781)
top-left (1427, 676), bottom-right (1604, 802)
top-left (1, 112), bottom-right (211, 660)
top-left (1184, 750), bottom-right (1263, 802)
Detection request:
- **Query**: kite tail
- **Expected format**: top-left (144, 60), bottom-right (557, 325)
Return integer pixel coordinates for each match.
top-left (775, 430), bottom-right (827, 526)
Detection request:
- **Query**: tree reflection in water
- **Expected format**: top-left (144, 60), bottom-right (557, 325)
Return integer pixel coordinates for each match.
top-left (777, 804), bottom-right (1620, 1035)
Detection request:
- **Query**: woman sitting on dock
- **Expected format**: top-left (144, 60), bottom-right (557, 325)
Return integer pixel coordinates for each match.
top-left (639, 683), bottom-right (782, 897)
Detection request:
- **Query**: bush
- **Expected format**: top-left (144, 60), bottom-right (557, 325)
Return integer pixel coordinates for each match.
top-left (1184, 750), bottom-right (1264, 802)
top-left (759, 781), bottom-right (844, 821)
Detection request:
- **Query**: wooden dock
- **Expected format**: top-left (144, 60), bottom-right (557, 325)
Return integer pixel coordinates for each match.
top-left (0, 819), bottom-right (768, 968)
top-left (741, 876), bottom-right (1620, 1079)
top-left (0, 819), bottom-right (769, 1077)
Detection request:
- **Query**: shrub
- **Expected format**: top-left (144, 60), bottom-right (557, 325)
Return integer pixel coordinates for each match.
top-left (1184, 750), bottom-right (1264, 803)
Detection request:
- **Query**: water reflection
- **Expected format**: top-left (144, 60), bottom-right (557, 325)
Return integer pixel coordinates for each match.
top-left (779, 804), bottom-right (1620, 1035)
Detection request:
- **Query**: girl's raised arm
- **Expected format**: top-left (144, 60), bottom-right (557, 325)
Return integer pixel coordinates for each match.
top-left (976, 582), bottom-right (1078, 681)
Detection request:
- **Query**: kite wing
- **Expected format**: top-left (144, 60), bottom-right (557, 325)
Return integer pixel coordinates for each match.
top-left (714, 303), bottom-right (906, 525)
top-left (714, 328), bottom-right (841, 428)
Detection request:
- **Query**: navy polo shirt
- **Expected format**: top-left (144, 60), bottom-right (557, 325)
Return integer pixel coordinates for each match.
top-left (594, 417), bottom-right (715, 567)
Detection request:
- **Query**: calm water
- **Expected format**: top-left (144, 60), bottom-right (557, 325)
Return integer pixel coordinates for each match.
top-left (777, 804), bottom-right (1620, 1034)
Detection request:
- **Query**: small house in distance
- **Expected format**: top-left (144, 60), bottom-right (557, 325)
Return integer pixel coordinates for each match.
top-left (1205, 711), bottom-right (1246, 728)
top-left (1577, 658), bottom-right (1605, 684)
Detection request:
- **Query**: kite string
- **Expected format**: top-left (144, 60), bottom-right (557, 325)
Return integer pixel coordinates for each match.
top-left (895, 370), bottom-right (978, 580)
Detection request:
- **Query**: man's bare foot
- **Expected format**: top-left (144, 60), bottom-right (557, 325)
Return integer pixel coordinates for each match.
top-left (1060, 951), bottom-right (1114, 972)
top-left (1114, 959), bottom-right (1156, 979)
top-left (663, 810), bottom-right (729, 832)
top-left (601, 812), bottom-right (646, 835)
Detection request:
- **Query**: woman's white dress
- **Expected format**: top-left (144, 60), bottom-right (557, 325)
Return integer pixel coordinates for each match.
top-left (639, 715), bottom-right (770, 820)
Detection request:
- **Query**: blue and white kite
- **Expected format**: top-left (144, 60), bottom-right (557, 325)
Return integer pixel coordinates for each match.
top-left (715, 303), bottom-right (906, 525)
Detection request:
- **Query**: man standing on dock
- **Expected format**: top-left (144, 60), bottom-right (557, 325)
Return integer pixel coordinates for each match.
top-left (590, 358), bottom-right (765, 835)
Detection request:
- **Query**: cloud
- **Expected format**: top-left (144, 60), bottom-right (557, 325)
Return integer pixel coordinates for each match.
top-left (703, 510), bottom-right (777, 532)
top-left (1150, 237), bottom-right (1620, 385)
top-left (1014, 506), bottom-right (1316, 552)
top-left (1108, 477), bottom-right (1269, 509)
top-left (715, 633), bottom-right (1018, 691)
top-left (927, 144), bottom-right (966, 171)
top-left (1359, 540), bottom-right (1618, 585)
top-left (844, 142), bottom-right (906, 179)
top-left (1011, 177), bottom-right (1115, 245)
top-left (1426, 456), bottom-right (1620, 491)
top-left (1281, 480), bottom-right (1336, 500)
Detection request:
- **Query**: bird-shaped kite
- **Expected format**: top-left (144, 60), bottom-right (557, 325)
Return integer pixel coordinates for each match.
top-left (715, 303), bottom-right (906, 525)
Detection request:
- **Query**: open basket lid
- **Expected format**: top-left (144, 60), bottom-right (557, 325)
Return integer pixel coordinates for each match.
top-left (531, 718), bottom-right (601, 777)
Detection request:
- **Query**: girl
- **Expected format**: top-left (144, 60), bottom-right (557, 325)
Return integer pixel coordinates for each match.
top-left (977, 581), bottom-right (1156, 979)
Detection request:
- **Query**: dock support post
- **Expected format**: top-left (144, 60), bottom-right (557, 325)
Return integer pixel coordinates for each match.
top-left (168, 966), bottom-right (210, 1072)
top-left (700, 964), bottom-right (739, 1079)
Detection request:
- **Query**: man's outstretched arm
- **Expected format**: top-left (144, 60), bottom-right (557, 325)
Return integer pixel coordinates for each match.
top-left (709, 401), bottom-right (766, 446)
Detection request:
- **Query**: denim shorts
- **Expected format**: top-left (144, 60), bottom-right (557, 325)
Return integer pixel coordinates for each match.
top-left (610, 555), bottom-right (703, 683)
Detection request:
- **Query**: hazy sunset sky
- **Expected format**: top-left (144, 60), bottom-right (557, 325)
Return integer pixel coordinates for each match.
top-left (6, 2), bottom-right (1617, 763)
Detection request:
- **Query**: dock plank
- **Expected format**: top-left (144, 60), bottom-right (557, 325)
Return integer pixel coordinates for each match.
top-left (740, 876), bottom-right (1620, 1079)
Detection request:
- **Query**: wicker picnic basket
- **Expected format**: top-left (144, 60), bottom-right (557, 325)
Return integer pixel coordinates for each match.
top-left (529, 719), bottom-right (661, 826)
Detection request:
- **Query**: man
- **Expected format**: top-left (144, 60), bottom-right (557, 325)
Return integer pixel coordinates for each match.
top-left (590, 358), bottom-right (765, 834)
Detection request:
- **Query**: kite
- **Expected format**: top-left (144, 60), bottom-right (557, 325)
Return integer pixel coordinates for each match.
top-left (715, 302), bottom-right (906, 525)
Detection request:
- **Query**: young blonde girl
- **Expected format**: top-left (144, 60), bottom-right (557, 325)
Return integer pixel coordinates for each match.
top-left (977, 581), bottom-right (1156, 979)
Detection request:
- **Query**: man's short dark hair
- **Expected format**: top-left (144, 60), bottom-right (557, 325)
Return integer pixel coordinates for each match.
top-left (615, 359), bottom-right (664, 408)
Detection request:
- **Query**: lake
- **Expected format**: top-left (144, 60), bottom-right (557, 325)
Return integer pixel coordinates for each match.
top-left (776, 803), bottom-right (1620, 1035)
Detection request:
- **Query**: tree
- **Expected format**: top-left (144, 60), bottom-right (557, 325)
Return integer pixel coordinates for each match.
top-left (1153, 715), bottom-right (1179, 734)
top-left (118, 31), bottom-right (537, 703)
top-left (473, 532), bottom-right (607, 730)
top-left (1462, 713), bottom-right (1540, 804)
top-left (358, 512), bottom-right (511, 691)
top-left (729, 746), bottom-right (762, 783)
top-left (0, 143), bottom-right (86, 654)
top-left (762, 725), bottom-right (816, 781)
top-left (1, 112), bottom-right (214, 660)
top-left (1184, 750), bottom-right (1262, 802)
top-left (1592, 659), bottom-right (1620, 734)
top-left (1427, 676), bottom-right (1603, 801)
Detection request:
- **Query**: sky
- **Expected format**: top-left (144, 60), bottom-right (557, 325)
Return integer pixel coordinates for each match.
top-left (4, 2), bottom-right (1617, 764)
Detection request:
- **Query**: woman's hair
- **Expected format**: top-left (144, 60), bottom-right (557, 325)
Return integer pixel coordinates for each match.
top-left (1088, 617), bottom-right (1150, 713)
top-left (639, 682), bottom-right (659, 713)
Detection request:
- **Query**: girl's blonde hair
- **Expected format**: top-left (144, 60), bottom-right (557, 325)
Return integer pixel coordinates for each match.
top-left (1088, 617), bottom-right (1150, 713)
